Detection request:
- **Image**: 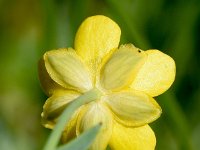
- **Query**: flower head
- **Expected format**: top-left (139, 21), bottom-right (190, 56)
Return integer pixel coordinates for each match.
top-left (39, 15), bottom-right (176, 150)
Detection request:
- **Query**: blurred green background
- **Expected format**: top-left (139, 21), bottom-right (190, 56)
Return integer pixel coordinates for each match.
top-left (0, 0), bottom-right (200, 150)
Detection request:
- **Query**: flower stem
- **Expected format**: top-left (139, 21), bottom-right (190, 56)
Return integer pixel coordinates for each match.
top-left (43, 88), bottom-right (102, 150)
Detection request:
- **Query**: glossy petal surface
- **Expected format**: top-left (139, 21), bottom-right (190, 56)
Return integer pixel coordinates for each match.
top-left (109, 122), bottom-right (156, 150)
top-left (103, 90), bottom-right (161, 126)
top-left (74, 15), bottom-right (121, 75)
top-left (76, 102), bottom-right (113, 150)
top-left (131, 50), bottom-right (176, 97)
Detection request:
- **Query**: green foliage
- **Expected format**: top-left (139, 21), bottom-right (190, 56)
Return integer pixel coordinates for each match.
top-left (0, 0), bottom-right (200, 150)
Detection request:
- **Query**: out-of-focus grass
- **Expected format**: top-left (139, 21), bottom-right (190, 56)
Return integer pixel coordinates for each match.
top-left (0, 0), bottom-right (199, 150)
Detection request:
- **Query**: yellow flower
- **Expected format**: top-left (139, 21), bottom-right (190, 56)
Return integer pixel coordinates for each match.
top-left (38, 15), bottom-right (176, 150)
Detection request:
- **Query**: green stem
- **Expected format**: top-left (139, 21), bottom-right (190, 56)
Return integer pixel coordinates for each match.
top-left (43, 88), bottom-right (102, 150)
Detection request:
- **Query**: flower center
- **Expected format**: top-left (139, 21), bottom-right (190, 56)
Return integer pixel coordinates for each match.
top-left (91, 87), bottom-right (104, 101)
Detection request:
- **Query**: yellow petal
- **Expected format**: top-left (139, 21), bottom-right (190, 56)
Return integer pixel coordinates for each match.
top-left (103, 90), bottom-right (161, 127)
top-left (44, 48), bottom-right (93, 92)
top-left (100, 44), bottom-right (147, 91)
top-left (131, 50), bottom-right (176, 97)
top-left (38, 58), bottom-right (65, 96)
top-left (109, 122), bottom-right (156, 150)
top-left (41, 90), bottom-right (80, 129)
top-left (74, 15), bottom-right (121, 75)
top-left (76, 102), bottom-right (113, 150)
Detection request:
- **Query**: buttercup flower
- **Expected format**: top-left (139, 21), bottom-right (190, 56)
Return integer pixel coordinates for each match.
top-left (39, 15), bottom-right (176, 150)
